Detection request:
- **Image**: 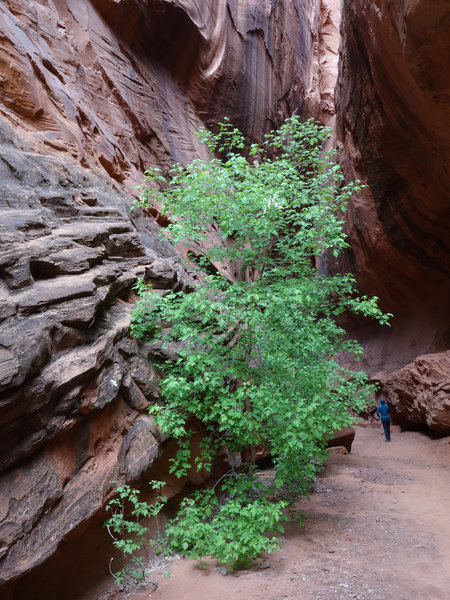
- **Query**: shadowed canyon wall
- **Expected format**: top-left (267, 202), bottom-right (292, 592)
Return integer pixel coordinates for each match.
top-left (0, 0), bottom-right (448, 597)
top-left (335, 0), bottom-right (449, 420)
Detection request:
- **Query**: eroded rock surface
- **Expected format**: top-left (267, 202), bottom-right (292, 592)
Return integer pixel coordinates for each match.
top-left (0, 119), bottom-right (194, 592)
top-left (383, 351), bottom-right (450, 431)
top-left (335, 0), bottom-right (450, 379)
top-left (0, 0), bottom-right (326, 194)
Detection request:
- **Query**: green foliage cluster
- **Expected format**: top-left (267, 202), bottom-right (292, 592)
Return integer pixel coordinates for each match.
top-left (125, 116), bottom-right (391, 572)
top-left (104, 482), bottom-right (167, 586)
top-left (165, 478), bottom-right (289, 571)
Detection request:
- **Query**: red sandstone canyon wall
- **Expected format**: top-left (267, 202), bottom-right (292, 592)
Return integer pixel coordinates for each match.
top-left (335, 0), bottom-right (449, 418)
top-left (0, 0), bottom-right (326, 192)
top-left (0, 0), bottom-right (448, 597)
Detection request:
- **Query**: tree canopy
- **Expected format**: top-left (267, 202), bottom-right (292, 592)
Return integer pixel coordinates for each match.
top-left (128, 116), bottom-right (391, 570)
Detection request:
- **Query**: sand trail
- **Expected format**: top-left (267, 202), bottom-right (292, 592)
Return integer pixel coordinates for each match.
top-left (106, 425), bottom-right (450, 600)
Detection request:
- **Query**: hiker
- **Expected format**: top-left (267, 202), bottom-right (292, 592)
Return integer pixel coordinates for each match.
top-left (376, 398), bottom-right (391, 442)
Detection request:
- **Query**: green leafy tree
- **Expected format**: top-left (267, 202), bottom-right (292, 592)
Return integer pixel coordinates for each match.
top-left (130, 116), bottom-right (391, 570)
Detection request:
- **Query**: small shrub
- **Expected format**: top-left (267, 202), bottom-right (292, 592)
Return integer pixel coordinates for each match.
top-left (104, 482), bottom-right (167, 587)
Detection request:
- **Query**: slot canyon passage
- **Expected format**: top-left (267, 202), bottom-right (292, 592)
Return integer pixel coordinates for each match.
top-left (0, 1), bottom-right (449, 599)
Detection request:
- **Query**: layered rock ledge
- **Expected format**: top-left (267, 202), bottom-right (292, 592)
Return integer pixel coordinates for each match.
top-left (0, 119), bottom-right (193, 593)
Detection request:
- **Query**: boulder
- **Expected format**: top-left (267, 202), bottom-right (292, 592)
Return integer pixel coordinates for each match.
top-left (327, 427), bottom-right (355, 454)
top-left (383, 351), bottom-right (450, 432)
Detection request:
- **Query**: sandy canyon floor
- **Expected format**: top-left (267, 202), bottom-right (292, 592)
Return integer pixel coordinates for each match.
top-left (99, 424), bottom-right (450, 600)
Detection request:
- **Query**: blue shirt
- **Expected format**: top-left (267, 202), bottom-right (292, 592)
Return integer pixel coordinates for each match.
top-left (376, 402), bottom-right (390, 419)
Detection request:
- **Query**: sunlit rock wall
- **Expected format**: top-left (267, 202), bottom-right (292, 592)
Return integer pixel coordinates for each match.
top-left (0, 0), bottom-right (327, 192)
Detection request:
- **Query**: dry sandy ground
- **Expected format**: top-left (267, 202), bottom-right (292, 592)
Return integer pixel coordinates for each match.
top-left (103, 424), bottom-right (450, 600)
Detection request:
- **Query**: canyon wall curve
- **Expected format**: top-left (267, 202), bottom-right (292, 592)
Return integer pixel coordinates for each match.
top-left (335, 0), bottom-right (449, 417)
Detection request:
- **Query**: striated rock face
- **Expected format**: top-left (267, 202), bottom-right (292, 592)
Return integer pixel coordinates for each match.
top-left (335, 0), bottom-right (450, 380)
top-left (383, 351), bottom-right (450, 432)
top-left (0, 118), bottom-right (195, 593)
top-left (0, 0), bottom-right (326, 193)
